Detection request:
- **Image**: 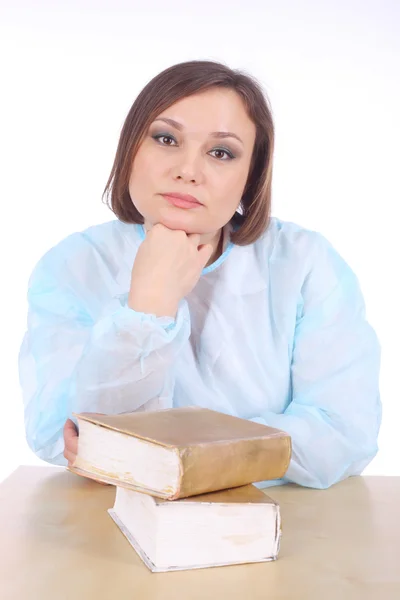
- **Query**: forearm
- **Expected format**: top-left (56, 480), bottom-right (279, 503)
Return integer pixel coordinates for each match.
top-left (72, 303), bottom-right (189, 413)
top-left (20, 300), bottom-right (191, 463)
top-left (252, 393), bottom-right (381, 489)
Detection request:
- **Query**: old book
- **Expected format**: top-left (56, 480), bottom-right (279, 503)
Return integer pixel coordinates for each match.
top-left (70, 406), bottom-right (291, 499)
top-left (108, 484), bottom-right (281, 572)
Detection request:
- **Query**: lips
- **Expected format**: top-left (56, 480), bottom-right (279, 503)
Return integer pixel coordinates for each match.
top-left (161, 193), bottom-right (203, 209)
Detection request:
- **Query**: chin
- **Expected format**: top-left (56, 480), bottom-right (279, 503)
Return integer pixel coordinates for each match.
top-left (154, 208), bottom-right (205, 234)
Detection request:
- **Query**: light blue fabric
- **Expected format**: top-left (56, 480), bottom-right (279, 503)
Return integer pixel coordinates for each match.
top-left (18, 217), bottom-right (381, 489)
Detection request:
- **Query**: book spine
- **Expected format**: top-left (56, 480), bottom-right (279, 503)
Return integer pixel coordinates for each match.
top-left (172, 435), bottom-right (292, 499)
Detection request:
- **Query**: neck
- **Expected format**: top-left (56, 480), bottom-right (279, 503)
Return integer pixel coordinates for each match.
top-left (205, 228), bottom-right (223, 267)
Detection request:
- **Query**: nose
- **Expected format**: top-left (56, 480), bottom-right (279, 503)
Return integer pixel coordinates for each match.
top-left (171, 149), bottom-right (204, 184)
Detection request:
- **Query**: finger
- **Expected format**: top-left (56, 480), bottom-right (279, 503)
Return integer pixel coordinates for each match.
top-left (64, 418), bottom-right (78, 437)
top-left (64, 419), bottom-right (79, 456)
top-left (187, 233), bottom-right (201, 247)
top-left (64, 448), bottom-right (76, 465)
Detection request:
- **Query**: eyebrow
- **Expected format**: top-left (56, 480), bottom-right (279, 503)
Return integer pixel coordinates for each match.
top-left (153, 117), bottom-right (244, 145)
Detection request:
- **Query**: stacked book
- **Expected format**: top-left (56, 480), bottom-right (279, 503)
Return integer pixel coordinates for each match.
top-left (70, 406), bottom-right (291, 572)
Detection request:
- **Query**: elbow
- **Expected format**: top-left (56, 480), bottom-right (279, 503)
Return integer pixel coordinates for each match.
top-left (342, 443), bottom-right (380, 479)
top-left (314, 442), bottom-right (380, 490)
top-left (345, 391), bottom-right (382, 477)
top-left (25, 433), bottom-right (67, 466)
top-left (325, 392), bottom-right (382, 487)
top-left (24, 409), bottom-right (67, 466)
top-left (285, 438), bottom-right (380, 491)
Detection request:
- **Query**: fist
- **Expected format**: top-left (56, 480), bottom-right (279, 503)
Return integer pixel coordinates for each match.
top-left (128, 224), bottom-right (213, 318)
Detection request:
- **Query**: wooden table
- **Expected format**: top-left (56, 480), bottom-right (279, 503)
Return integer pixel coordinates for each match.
top-left (1, 467), bottom-right (399, 600)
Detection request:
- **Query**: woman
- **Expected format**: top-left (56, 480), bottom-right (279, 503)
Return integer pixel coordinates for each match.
top-left (18, 60), bottom-right (381, 489)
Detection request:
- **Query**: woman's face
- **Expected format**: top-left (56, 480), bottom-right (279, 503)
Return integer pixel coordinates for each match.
top-left (128, 87), bottom-right (256, 236)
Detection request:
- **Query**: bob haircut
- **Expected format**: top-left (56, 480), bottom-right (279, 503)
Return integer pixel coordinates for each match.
top-left (103, 60), bottom-right (274, 245)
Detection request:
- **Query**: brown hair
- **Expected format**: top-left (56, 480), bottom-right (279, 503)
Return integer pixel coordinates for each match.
top-left (102, 60), bottom-right (274, 245)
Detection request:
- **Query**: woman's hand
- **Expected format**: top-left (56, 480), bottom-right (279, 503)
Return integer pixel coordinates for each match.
top-left (128, 224), bottom-right (213, 318)
top-left (63, 418), bottom-right (110, 485)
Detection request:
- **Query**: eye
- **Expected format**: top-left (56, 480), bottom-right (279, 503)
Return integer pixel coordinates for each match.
top-left (209, 148), bottom-right (235, 161)
top-left (152, 133), bottom-right (177, 146)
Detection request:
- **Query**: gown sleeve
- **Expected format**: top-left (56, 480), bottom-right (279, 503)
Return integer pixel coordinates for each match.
top-left (18, 234), bottom-right (190, 465)
top-left (252, 232), bottom-right (381, 489)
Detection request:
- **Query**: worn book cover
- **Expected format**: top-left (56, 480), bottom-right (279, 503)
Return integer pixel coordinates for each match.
top-left (71, 406), bottom-right (291, 499)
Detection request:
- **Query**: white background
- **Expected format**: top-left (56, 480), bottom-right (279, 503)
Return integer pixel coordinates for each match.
top-left (1, 0), bottom-right (399, 483)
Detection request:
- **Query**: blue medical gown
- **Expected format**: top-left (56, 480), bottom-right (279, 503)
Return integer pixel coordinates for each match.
top-left (18, 217), bottom-right (381, 489)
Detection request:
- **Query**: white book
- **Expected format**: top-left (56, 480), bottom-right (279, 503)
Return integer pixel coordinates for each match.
top-left (108, 484), bottom-right (281, 572)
